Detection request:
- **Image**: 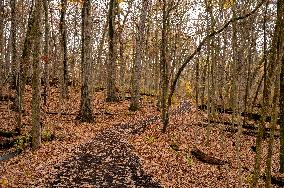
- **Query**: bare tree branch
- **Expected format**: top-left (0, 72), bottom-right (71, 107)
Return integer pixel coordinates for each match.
top-left (167, 0), bottom-right (267, 109)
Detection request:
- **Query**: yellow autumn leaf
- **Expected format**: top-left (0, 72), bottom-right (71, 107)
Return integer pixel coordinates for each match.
top-left (172, 95), bottom-right (177, 105)
top-left (56, 4), bottom-right (63, 10)
top-left (206, 0), bottom-right (219, 7)
top-left (223, 0), bottom-right (235, 9)
top-left (116, 0), bottom-right (124, 4)
top-left (0, 178), bottom-right (8, 187)
top-left (185, 81), bottom-right (192, 97)
top-left (68, 0), bottom-right (83, 4)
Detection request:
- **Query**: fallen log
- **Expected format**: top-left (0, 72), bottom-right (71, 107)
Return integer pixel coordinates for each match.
top-left (203, 119), bottom-right (280, 138)
top-left (0, 95), bottom-right (15, 102)
top-left (0, 150), bottom-right (22, 161)
top-left (0, 139), bottom-right (14, 149)
top-left (191, 147), bottom-right (228, 165)
top-left (198, 105), bottom-right (279, 123)
top-left (124, 91), bottom-right (156, 97)
top-left (46, 112), bottom-right (77, 116)
top-left (224, 126), bottom-right (279, 139)
top-left (0, 130), bottom-right (20, 138)
top-left (262, 175), bottom-right (284, 187)
top-left (0, 131), bottom-right (15, 138)
top-left (206, 119), bottom-right (279, 132)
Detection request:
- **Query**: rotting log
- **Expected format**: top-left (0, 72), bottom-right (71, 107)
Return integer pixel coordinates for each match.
top-left (46, 112), bottom-right (77, 116)
top-left (201, 119), bottom-right (280, 137)
top-left (224, 126), bottom-right (279, 139)
top-left (191, 147), bottom-right (229, 165)
top-left (0, 95), bottom-right (15, 102)
top-left (0, 130), bottom-right (20, 138)
top-left (0, 138), bottom-right (14, 149)
top-left (198, 105), bottom-right (278, 123)
top-left (262, 175), bottom-right (284, 187)
top-left (0, 150), bottom-right (22, 161)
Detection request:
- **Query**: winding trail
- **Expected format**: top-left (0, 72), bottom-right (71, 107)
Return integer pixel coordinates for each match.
top-left (50, 101), bottom-right (191, 187)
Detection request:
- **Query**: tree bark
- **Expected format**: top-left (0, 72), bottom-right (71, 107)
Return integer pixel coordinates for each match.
top-left (266, 71), bottom-right (280, 187)
top-left (278, 0), bottom-right (284, 173)
top-left (252, 6), bottom-right (268, 187)
top-left (280, 38), bottom-right (284, 173)
top-left (77, 0), bottom-right (94, 123)
top-left (129, 0), bottom-right (149, 111)
top-left (43, 0), bottom-right (49, 106)
top-left (0, 0), bottom-right (3, 86)
top-left (15, 3), bottom-right (35, 133)
top-left (96, 20), bottom-right (108, 89)
top-left (106, 0), bottom-right (118, 102)
top-left (10, 0), bottom-right (18, 88)
top-left (161, 0), bottom-right (170, 133)
top-left (60, 0), bottom-right (68, 99)
top-left (31, 0), bottom-right (43, 150)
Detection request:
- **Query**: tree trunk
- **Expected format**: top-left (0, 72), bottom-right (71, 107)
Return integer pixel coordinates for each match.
top-left (31, 0), bottom-right (43, 150)
top-left (15, 3), bottom-right (35, 133)
top-left (129, 0), bottom-right (149, 111)
top-left (96, 20), bottom-right (107, 89)
top-left (278, 0), bottom-right (284, 173)
top-left (106, 0), bottom-right (118, 102)
top-left (154, 11), bottom-right (161, 109)
top-left (10, 0), bottom-right (17, 88)
top-left (231, 7), bottom-right (243, 187)
top-left (253, 1), bottom-right (270, 186)
top-left (161, 0), bottom-right (170, 133)
top-left (117, 3), bottom-right (131, 99)
top-left (0, 0), bottom-right (3, 90)
top-left (281, 51), bottom-right (284, 172)
top-left (43, 0), bottom-right (49, 106)
top-left (77, 0), bottom-right (94, 123)
top-left (266, 71), bottom-right (280, 187)
top-left (60, 0), bottom-right (68, 99)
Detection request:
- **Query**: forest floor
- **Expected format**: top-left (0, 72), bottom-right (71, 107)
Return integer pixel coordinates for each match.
top-left (0, 86), bottom-right (284, 187)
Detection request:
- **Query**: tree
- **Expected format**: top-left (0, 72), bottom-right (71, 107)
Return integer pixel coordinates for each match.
top-left (129, 0), bottom-right (149, 111)
top-left (77, 0), bottom-right (94, 123)
top-left (43, 0), bottom-right (50, 106)
top-left (15, 3), bottom-right (35, 134)
top-left (252, 1), bottom-right (270, 186)
top-left (31, 0), bottom-right (43, 150)
top-left (117, 1), bottom-right (132, 100)
top-left (0, 0), bottom-right (4, 89)
top-left (163, 0), bottom-right (266, 133)
top-left (106, 0), bottom-right (118, 102)
top-left (279, 0), bottom-right (284, 173)
top-left (266, 70), bottom-right (280, 188)
top-left (60, 0), bottom-right (69, 99)
top-left (160, 0), bottom-right (170, 132)
top-left (10, 0), bottom-right (17, 88)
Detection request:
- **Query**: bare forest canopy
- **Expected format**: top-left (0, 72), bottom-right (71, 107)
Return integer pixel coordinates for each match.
top-left (0, 0), bottom-right (278, 110)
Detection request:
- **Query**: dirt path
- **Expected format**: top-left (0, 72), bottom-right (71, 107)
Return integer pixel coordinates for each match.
top-left (50, 128), bottom-right (161, 187)
top-left (49, 101), bottom-right (191, 187)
